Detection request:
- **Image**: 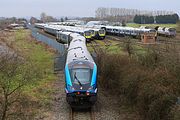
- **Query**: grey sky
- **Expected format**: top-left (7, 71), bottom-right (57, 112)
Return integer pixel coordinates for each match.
top-left (0, 0), bottom-right (179, 18)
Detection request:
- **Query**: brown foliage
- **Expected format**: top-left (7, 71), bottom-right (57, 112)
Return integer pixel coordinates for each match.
top-left (96, 44), bottom-right (180, 120)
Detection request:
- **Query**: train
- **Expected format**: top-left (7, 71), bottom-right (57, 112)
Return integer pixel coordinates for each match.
top-left (35, 23), bottom-right (106, 41)
top-left (156, 27), bottom-right (176, 37)
top-left (99, 26), bottom-right (157, 38)
top-left (75, 25), bottom-right (106, 40)
top-left (38, 24), bottom-right (92, 42)
top-left (50, 25), bottom-right (106, 40)
top-left (86, 28), bottom-right (106, 40)
top-left (63, 32), bottom-right (98, 108)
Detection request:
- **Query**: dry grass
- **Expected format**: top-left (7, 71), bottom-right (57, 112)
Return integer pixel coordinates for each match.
top-left (96, 43), bottom-right (180, 120)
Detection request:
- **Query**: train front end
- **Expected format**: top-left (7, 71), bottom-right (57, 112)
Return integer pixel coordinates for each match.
top-left (98, 29), bottom-right (106, 39)
top-left (65, 61), bottom-right (97, 108)
top-left (84, 31), bottom-right (92, 42)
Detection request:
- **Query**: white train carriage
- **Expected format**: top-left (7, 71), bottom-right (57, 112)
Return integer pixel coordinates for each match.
top-left (157, 27), bottom-right (176, 37)
top-left (64, 33), bottom-right (98, 108)
top-left (34, 23), bottom-right (47, 29)
top-left (104, 26), bottom-right (156, 37)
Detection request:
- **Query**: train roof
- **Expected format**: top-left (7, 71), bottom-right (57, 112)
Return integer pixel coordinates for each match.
top-left (66, 34), bottom-right (94, 64)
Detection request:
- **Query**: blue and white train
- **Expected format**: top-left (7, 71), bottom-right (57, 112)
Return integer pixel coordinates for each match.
top-left (62, 32), bottom-right (98, 108)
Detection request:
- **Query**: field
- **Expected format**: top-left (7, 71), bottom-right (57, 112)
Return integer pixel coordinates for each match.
top-left (127, 23), bottom-right (178, 28)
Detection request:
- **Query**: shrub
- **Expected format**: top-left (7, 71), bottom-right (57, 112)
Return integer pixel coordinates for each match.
top-left (96, 45), bottom-right (180, 120)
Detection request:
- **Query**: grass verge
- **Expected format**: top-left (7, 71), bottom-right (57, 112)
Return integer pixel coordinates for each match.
top-left (2, 30), bottom-right (57, 119)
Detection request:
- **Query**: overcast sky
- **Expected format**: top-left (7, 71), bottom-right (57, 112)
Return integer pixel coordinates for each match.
top-left (0, 0), bottom-right (179, 18)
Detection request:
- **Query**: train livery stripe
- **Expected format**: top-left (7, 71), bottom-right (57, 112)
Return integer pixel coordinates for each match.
top-left (91, 64), bottom-right (97, 86)
top-left (65, 64), bottom-right (72, 86)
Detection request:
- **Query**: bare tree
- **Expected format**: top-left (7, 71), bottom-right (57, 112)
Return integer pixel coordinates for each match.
top-left (0, 49), bottom-right (37, 120)
top-left (95, 7), bottom-right (175, 22)
top-left (40, 12), bottom-right (47, 23)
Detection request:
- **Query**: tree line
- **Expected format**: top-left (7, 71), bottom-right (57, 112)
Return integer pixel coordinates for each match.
top-left (95, 7), bottom-right (175, 18)
top-left (134, 14), bottom-right (179, 24)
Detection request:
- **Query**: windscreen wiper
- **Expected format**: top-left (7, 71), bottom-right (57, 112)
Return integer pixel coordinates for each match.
top-left (74, 72), bottom-right (82, 87)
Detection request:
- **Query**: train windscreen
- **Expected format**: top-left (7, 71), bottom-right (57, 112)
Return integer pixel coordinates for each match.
top-left (99, 29), bottom-right (105, 34)
top-left (85, 31), bottom-right (91, 36)
top-left (70, 68), bottom-right (92, 84)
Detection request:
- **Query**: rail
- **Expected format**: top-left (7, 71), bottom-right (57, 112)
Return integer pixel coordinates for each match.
top-left (70, 108), bottom-right (95, 120)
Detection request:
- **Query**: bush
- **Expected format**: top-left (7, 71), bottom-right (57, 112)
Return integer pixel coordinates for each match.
top-left (96, 45), bottom-right (180, 120)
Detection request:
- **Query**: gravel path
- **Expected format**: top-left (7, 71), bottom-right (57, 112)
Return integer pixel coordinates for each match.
top-left (44, 71), bottom-right (70, 120)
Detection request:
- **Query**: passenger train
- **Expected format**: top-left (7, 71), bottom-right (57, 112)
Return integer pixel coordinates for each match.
top-left (100, 26), bottom-right (157, 37)
top-left (60, 32), bottom-right (98, 108)
top-left (156, 27), bottom-right (176, 37)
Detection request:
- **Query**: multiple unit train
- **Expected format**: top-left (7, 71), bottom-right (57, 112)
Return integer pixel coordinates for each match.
top-left (64, 32), bottom-right (98, 108)
top-left (156, 27), bottom-right (176, 37)
top-left (35, 23), bottom-right (106, 41)
top-left (100, 26), bottom-right (157, 37)
top-left (98, 25), bottom-right (176, 37)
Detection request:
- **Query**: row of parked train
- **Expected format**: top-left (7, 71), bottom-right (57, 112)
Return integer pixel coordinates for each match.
top-left (95, 25), bottom-right (176, 37)
top-left (35, 23), bottom-right (176, 43)
top-left (35, 23), bottom-right (106, 42)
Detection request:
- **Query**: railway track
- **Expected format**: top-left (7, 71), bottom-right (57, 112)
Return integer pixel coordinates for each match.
top-left (70, 108), bottom-right (95, 120)
top-left (106, 35), bottom-right (123, 42)
top-left (103, 39), bottom-right (112, 46)
top-left (89, 40), bottom-right (102, 53)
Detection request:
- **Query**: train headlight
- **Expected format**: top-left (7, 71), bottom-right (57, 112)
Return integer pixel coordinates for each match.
top-left (67, 85), bottom-right (75, 93)
top-left (87, 85), bottom-right (97, 93)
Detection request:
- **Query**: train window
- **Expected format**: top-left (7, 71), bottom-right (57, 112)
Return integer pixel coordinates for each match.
top-left (70, 68), bottom-right (92, 84)
top-left (150, 30), bottom-right (156, 33)
top-left (99, 30), bottom-right (105, 34)
top-left (169, 28), bottom-right (176, 32)
top-left (113, 29), bottom-right (118, 32)
top-left (85, 31), bottom-right (91, 36)
top-left (62, 35), bottom-right (67, 40)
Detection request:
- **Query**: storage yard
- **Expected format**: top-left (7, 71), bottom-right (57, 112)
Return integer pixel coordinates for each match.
top-left (0, 3), bottom-right (180, 119)
top-left (26, 22), bottom-right (180, 120)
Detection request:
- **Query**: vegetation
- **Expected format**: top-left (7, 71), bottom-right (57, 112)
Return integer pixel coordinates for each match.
top-left (0, 30), bottom-right (56, 120)
top-left (156, 14), bottom-right (179, 24)
top-left (127, 23), bottom-right (178, 28)
top-left (134, 14), bottom-right (179, 24)
top-left (177, 21), bottom-right (180, 33)
top-left (96, 42), bottom-right (180, 120)
top-left (134, 15), bottom-right (154, 24)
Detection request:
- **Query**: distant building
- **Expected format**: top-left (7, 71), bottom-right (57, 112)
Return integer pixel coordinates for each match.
top-left (30, 17), bottom-right (42, 24)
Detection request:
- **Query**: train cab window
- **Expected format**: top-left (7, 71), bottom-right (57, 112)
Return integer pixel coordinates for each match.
top-left (99, 30), bottom-right (105, 34)
top-left (85, 31), bottom-right (91, 36)
top-left (70, 68), bottom-right (92, 84)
